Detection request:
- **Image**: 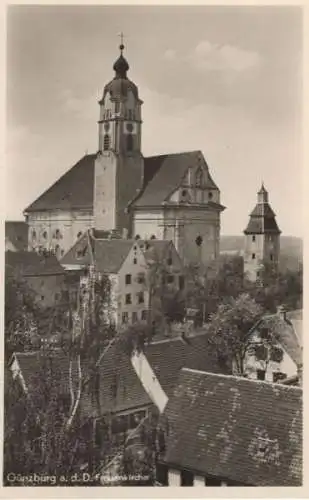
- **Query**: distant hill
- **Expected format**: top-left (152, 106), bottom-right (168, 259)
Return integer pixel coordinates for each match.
top-left (220, 235), bottom-right (302, 271)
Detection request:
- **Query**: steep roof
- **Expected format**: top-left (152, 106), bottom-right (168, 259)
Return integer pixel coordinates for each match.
top-left (5, 251), bottom-right (65, 277)
top-left (244, 191), bottom-right (281, 235)
top-left (24, 151), bottom-right (220, 213)
top-left (24, 154), bottom-right (96, 212)
top-left (5, 221), bottom-right (28, 251)
top-left (10, 350), bottom-right (79, 394)
top-left (134, 151), bottom-right (219, 208)
top-left (161, 368), bottom-right (302, 486)
top-left (81, 333), bottom-right (231, 418)
top-left (61, 231), bottom-right (135, 273)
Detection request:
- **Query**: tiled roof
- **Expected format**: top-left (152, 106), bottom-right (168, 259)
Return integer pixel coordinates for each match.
top-left (5, 221), bottom-right (28, 251)
top-left (5, 251), bottom-right (65, 277)
top-left (61, 231), bottom-right (135, 273)
top-left (136, 239), bottom-right (174, 266)
top-left (244, 202), bottom-right (281, 234)
top-left (252, 313), bottom-right (302, 367)
top-left (81, 333), bottom-right (231, 418)
top-left (10, 350), bottom-right (79, 394)
top-left (134, 151), bottom-right (219, 208)
top-left (24, 154), bottom-right (96, 212)
top-left (161, 369), bottom-right (302, 486)
top-left (24, 151), bottom-right (219, 213)
top-left (93, 239), bottom-right (134, 273)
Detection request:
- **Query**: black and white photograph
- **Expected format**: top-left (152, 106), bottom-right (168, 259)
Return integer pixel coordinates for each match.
top-left (3, 4), bottom-right (303, 490)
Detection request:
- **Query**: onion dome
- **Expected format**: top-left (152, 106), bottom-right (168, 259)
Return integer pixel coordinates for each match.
top-left (100, 43), bottom-right (139, 102)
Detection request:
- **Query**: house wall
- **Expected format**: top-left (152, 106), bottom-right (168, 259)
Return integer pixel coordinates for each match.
top-left (133, 210), bottom-right (165, 240)
top-left (26, 210), bottom-right (93, 258)
top-left (25, 273), bottom-right (66, 308)
top-left (165, 467), bottom-right (229, 486)
top-left (116, 244), bottom-right (149, 325)
top-left (243, 332), bottom-right (297, 382)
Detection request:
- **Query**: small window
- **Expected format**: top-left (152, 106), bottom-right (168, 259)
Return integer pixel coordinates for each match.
top-left (122, 312), bottom-right (129, 324)
top-left (150, 235), bottom-right (156, 240)
top-left (55, 292), bottom-right (60, 301)
top-left (125, 294), bottom-right (131, 305)
top-left (133, 258), bottom-right (137, 265)
top-left (252, 235), bottom-right (256, 242)
top-left (125, 274), bottom-right (132, 285)
top-left (132, 311), bottom-right (138, 323)
top-left (257, 369), bottom-right (266, 381)
top-left (270, 254), bottom-right (273, 261)
top-left (41, 295), bottom-right (45, 301)
top-left (141, 310), bottom-right (147, 321)
top-left (135, 234), bottom-right (141, 240)
top-left (167, 275), bottom-right (174, 284)
top-left (32, 230), bottom-right (37, 240)
top-left (195, 235), bottom-right (203, 247)
top-left (208, 192), bottom-right (213, 200)
top-left (181, 189), bottom-right (187, 197)
top-left (180, 470), bottom-right (194, 486)
top-left (273, 372), bottom-right (286, 383)
top-left (167, 256), bottom-right (173, 266)
top-left (137, 273), bottom-right (145, 284)
top-left (42, 231), bottom-right (47, 239)
top-left (77, 231), bottom-right (83, 239)
top-left (252, 253), bottom-right (256, 259)
top-left (137, 292), bottom-right (144, 304)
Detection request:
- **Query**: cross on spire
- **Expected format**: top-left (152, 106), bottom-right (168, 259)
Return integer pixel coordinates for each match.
top-left (118, 32), bottom-right (125, 52)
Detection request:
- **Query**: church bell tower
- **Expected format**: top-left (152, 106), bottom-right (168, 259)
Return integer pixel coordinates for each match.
top-left (243, 184), bottom-right (281, 281)
top-left (94, 39), bottom-right (144, 235)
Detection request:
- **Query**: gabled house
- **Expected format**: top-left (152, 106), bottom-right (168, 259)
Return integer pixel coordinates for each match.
top-left (9, 332), bottom-right (231, 439)
top-left (61, 229), bottom-right (184, 326)
top-left (159, 368), bottom-right (302, 486)
top-left (243, 307), bottom-right (302, 385)
top-left (5, 250), bottom-right (66, 308)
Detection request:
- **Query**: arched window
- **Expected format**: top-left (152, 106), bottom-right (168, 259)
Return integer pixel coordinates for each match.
top-left (32, 230), bottom-right (37, 240)
top-left (104, 134), bottom-right (110, 151)
top-left (150, 234), bottom-right (156, 240)
top-left (42, 230), bottom-right (47, 239)
top-left (126, 134), bottom-right (133, 152)
top-left (135, 234), bottom-right (141, 240)
top-left (208, 192), bottom-right (213, 200)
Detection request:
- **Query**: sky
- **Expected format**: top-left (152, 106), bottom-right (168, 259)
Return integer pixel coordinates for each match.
top-left (5, 5), bottom-right (303, 237)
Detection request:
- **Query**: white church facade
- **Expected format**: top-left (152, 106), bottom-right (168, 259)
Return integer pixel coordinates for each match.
top-left (24, 42), bottom-right (225, 266)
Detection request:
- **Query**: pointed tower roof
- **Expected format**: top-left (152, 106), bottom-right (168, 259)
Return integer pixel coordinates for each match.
top-left (100, 40), bottom-right (140, 102)
top-left (244, 184), bottom-right (281, 235)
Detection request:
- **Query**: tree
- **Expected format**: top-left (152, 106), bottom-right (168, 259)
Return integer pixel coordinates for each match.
top-left (5, 273), bottom-right (39, 359)
top-left (205, 293), bottom-right (263, 375)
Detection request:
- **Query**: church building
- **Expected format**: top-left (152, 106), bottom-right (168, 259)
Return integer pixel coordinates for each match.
top-left (24, 42), bottom-right (225, 266)
top-left (243, 184), bottom-right (281, 281)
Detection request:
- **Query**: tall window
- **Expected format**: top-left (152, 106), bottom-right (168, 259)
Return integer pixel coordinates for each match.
top-left (125, 274), bottom-right (132, 285)
top-left (103, 134), bottom-right (110, 151)
top-left (252, 253), bottom-right (256, 259)
top-left (132, 311), bottom-right (138, 323)
top-left (125, 293), bottom-right (132, 305)
top-left (137, 292), bottom-right (144, 304)
top-left (252, 235), bottom-right (256, 242)
top-left (126, 134), bottom-right (133, 152)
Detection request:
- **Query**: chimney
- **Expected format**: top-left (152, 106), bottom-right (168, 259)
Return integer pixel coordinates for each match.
top-left (277, 305), bottom-right (287, 321)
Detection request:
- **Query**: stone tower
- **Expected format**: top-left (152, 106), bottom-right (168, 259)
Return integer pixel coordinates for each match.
top-left (243, 184), bottom-right (281, 281)
top-left (94, 42), bottom-right (144, 236)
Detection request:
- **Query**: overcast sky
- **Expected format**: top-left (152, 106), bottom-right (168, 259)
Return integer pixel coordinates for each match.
top-left (6, 5), bottom-right (302, 236)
